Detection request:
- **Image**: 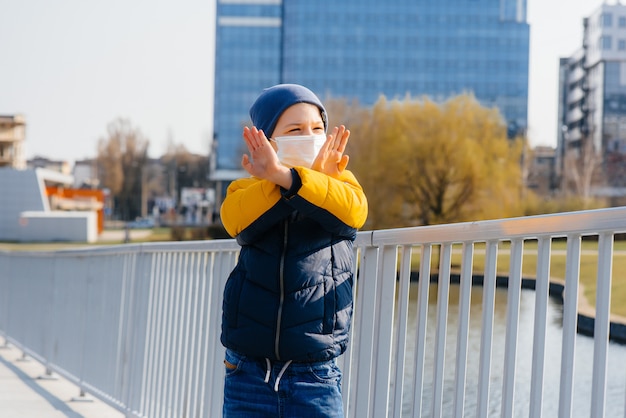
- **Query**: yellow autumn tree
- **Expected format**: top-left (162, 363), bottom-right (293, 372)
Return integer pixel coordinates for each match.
top-left (339, 93), bottom-right (525, 229)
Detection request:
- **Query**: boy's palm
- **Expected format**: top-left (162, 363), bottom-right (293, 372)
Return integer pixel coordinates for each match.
top-left (312, 126), bottom-right (350, 178)
top-left (241, 127), bottom-right (281, 178)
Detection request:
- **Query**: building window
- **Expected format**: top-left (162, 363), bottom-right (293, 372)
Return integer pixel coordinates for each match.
top-left (620, 39), bottom-right (626, 51)
top-left (601, 35), bottom-right (612, 50)
top-left (602, 12), bottom-right (613, 27)
top-left (620, 16), bottom-right (626, 27)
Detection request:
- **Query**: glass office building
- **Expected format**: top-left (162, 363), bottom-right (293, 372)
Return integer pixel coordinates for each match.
top-left (214, 0), bottom-right (529, 171)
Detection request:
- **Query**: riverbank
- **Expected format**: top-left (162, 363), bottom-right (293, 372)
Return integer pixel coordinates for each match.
top-left (544, 277), bottom-right (626, 344)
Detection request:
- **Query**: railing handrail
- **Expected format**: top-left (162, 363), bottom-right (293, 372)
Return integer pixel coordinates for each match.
top-left (370, 206), bottom-right (626, 245)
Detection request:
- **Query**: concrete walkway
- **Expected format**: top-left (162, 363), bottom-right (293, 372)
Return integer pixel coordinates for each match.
top-left (0, 342), bottom-right (124, 418)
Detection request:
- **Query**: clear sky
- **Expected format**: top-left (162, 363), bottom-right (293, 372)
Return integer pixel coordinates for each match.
top-left (0, 0), bottom-right (609, 164)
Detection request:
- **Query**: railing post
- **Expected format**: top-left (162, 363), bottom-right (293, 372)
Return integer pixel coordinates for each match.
top-left (390, 245), bottom-right (413, 418)
top-left (352, 245), bottom-right (379, 418)
top-left (559, 234), bottom-right (581, 418)
top-left (371, 244), bottom-right (398, 418)
top-left (590, 232), bottom-right (614, 417)
top-left (431, 243), bottom-right (452, 418)
top-left (476, 240), bottom-right (498, 418)
top-left (411, 244), bottom-right (432, 418)
top-left (529, 236), bottom-right (552, 418)
top-left (453, 242), bottom-right (474, 418)
top-left (501, 238), bottom-right (524, 418)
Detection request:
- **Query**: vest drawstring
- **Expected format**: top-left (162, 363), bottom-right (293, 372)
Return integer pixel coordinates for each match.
top-left (274, 360), bottom-right (292, 392)
top-left (264, 358), bottom-right (271, 383)
top-left (263, 358), bottom-right (293, 392)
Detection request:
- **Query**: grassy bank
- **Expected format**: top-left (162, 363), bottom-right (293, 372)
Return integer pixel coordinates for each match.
top-left (411, 240), bottom-right (626, 318)
top-left (0, 227), bottom-right (173, 251)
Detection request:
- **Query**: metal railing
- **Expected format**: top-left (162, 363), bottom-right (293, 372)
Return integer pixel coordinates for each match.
top-left (1, 206), bottom-right (626, 418)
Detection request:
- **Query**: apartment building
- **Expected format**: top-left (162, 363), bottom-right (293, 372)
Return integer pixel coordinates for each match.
top-left (557, 2), bottom-right (626, 204)
top-left (0, 114), bottom-right (26, 169)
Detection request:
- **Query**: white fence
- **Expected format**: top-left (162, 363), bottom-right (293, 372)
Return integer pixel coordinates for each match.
top-left (1, 207), bottom-right (626, 418)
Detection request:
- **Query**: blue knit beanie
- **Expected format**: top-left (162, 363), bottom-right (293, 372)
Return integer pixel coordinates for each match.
top-left (249, 84), bottom-right (328, 137)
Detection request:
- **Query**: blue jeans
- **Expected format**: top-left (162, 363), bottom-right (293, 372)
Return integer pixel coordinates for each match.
top-left (223, 349), bottom-right (344, 418)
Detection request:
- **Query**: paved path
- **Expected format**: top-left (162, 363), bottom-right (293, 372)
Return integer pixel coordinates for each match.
top-left (0, 342), bottom-right (124, 418)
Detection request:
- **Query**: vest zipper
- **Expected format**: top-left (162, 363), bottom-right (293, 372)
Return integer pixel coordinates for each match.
top-left (274, 219), bottom-right (288, 360)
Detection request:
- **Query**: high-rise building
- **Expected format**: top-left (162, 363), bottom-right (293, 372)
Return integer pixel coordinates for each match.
top-left (557, 2), bottom-right (626, 203)
top-left (213, 0), bottom-right (530, 173)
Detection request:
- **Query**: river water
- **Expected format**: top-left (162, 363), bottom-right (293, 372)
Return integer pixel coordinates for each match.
top-left (396, 283), bottom-right (626, 417)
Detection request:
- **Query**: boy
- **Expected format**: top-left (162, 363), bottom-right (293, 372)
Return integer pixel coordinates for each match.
top-left (220, 84), bottom-right (368, 417)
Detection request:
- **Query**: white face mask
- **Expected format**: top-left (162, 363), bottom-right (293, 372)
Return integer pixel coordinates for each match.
top-left (271, 134), bottom-right (326, 168)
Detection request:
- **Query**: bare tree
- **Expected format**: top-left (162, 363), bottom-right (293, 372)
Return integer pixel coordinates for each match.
top-left (562, 137), bottom-right (602, 205)
top-left (97, 118), bottom-right (149, 221)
